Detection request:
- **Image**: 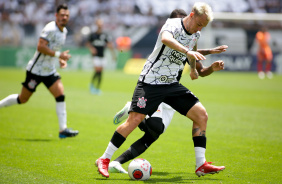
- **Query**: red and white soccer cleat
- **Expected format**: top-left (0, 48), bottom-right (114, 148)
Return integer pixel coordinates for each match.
top-left (96, 158), bottom-right (110, 178)
top-left (195, 161), bottom-right (225, 177)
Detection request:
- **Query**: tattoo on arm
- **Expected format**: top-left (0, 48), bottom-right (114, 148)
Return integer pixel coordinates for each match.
top-left (190, 58), bottom-right (196, 70)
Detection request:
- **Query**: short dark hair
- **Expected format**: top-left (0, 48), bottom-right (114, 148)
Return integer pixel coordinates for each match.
top-left (57, 4), bottom-right (68, 13)
top-left (169, 9), bottom-right (187, 18)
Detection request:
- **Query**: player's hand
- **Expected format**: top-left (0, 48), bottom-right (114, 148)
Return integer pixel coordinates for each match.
top-left (190, 69), bottom-right (199, 80)
top-left (210, 45), bottom-right (228, 54)
top-left (186, 50), bottom-right (206, 61)
top-left (60, 50), bottom-right (71, 61)
top-left (211, 60), bottom-right (224, 71)
top-left (59, 59), bottom-right (67, 68)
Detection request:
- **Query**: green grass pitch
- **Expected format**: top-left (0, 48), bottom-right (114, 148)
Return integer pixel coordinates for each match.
top-left (0, 68), bottom-right (281, 184)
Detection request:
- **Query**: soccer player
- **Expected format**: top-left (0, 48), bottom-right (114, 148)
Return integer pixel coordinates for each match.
top-left (256, 27), bottom-right (273, 79)
top-left (86, 19), bottom-right (116, 95)
top-left (96, 2), bottom-right (225, 178)
top-left (0, 4), bottom-right (79, 138)
top-left (108, 9), bottom-right (227, 175)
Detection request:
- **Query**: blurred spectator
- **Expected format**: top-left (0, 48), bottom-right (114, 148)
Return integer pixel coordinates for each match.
top-left (0, 0), bottom-right (281, 47)
top-left (0, 10), bottom-right (21, 46)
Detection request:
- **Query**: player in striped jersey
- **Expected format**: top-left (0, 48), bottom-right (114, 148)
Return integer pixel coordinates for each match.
top-left (108, 9), bottom-right (227, 176)
top-left (0, 4), bottom-right (78, 138)
top-left (96, 2), bottom-right (225, 178)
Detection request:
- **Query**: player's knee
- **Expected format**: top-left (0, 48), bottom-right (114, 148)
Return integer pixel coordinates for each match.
top-left (55, 95), bottom-right (65, 102)
top-left (129, 112), bottom-right (146, 126)
top-left (199, 111), bottom-right (208, 125)
top-left (18, 95), bottom-right (29, 104)
top-left (146, 117), bottom-right (164, 137)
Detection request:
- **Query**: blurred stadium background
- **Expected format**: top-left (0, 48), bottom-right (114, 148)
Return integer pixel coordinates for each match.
top-left (0, 0), bottom-right (282, 74)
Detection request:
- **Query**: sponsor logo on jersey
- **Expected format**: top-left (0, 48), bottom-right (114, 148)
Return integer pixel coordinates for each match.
top-left (169, 50), bottom-right (184, 65)
top-left (159, 75), bottom-right (174, 83)
top-left (137, 97), bottom-right (147, 108)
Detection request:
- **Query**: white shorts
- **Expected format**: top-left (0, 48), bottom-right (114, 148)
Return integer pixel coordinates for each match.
top-left (149, 102), bottom-right (175, 132)
top-left (93, 56), bottom-right (106, 67)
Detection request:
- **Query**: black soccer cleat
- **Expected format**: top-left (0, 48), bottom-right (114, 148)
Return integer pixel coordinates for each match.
top-left (59, 128), bottom-right (79, 138)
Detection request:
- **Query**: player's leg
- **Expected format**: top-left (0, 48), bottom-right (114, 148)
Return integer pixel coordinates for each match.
top-left (165, 85), bottom-right (224, 177)
top-left (46, 76), bottom-right (78, 138)
top-left (257, 52), bottom-right (265, 79)
top-left (109, 117), bottom-right (164, 173)
top-left (96, 112), bottom-right (146, 177)
top-left (113, 101), bottom-right (131, 124)
top-left (265, 49), bottom-right (273, 79)
top-left (0, 86), bottom-right (32, 108)
top-left (90, 57), bottom-right (97, 93)
top-left (0, 71), bottom-right (37, 108)
top-left (94, 66), bottom-right (103, 90)
top-left (96, 81), bottom-right (162, 178)
top-left (187, 102), bottom-right (225, 177)
top-left (90, 57), bottom-right (103, 94)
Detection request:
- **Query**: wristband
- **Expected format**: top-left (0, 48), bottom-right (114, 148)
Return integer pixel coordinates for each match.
top-left (54, 51), bottom-right (61, 58)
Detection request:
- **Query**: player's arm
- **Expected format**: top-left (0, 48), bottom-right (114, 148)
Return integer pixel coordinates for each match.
top-left (197, 45), bottom-right (228, 55)
top-left (161, 31), bottom-right (206, 61)
top-left (37, 38), bottom-right (71, 61)
top-left (85, 40), bottom-right (97, 56)
top-left (161, 31), bottom-right (205, 80)
top-left (196, 60), bottom-right (224, 77)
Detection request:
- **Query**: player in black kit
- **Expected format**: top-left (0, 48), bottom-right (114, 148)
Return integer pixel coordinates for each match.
top-left (86, 19), bottom-right (115, 95)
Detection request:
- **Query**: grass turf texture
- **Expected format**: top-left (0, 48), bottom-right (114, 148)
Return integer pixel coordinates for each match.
top-left (0, 68), bottom-right (281, 184)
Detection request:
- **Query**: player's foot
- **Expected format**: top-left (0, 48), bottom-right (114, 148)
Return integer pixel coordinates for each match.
top-left (258, 71), bottom-right (265, 79)
top-left (95, 158), bottom-right (110, 178)
top-left (266, 71), bottom-right (273, 79)
top-left (195, 161), bottom-right (225, 177)
top-left (113, 101), bottom-right (131, 124)
top-left (90, 84), bottom-right (96, 94)
top-left (108, 161), bottom-right (128, 174)
top-left (59, 128), bottom-right (79, 138)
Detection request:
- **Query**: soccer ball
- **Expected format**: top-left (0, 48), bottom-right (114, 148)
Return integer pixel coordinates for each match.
top-left (128, 158), bottom-right (152, 181)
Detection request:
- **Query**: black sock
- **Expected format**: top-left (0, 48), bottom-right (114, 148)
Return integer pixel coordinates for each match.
top-left (114, 132), bottom-right (157, 164)
top-left (193, 136), bottom-right (206, 149)
top-left (111, 131), bottom-right (126, 148)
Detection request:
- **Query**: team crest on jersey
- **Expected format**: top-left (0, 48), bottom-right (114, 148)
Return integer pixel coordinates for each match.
top-left (28, 79), bottom-right (37, 89)
top-left (137, 97), bottom-right (147, 108)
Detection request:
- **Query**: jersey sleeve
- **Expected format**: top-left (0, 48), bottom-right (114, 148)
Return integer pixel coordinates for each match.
top-left (159, 18), bottom-right (180, 38)
top-left (40, 24), bottom-right (54, 42)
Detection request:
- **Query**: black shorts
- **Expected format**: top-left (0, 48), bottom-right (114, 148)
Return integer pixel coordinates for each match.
top-left (22, 71), bottom-right (61, 92)
top-left (130, 81), bottom-right (199, 116)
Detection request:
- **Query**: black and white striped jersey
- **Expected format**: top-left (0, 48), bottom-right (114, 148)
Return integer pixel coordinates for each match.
top-left (139, 18), bottom-right (200, 85)
top-left (26, 21), bottom-right (67, 76)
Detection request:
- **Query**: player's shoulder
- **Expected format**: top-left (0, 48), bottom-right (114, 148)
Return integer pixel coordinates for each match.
top-left (43, 21), bottom-right (67, 33)
top-left (165, 18), bottom-right (181, 25)
top-left (43, 21), bottom-right (57, 31)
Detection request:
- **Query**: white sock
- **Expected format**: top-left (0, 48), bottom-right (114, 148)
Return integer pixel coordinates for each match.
top-left (56, 102), bottom-right (67, 131)
top-left (195, 147), bottom-right (206, 169)
top-left (101, 142), bottom-right (118, 160)
top-left (0, 94), bottom-right (19, 108)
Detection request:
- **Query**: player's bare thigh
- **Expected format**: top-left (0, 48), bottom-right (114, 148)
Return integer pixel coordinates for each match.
top-left (48, 79), bottom-right (64, 98)
top-left (18, 86), bottom-right (33, 103)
